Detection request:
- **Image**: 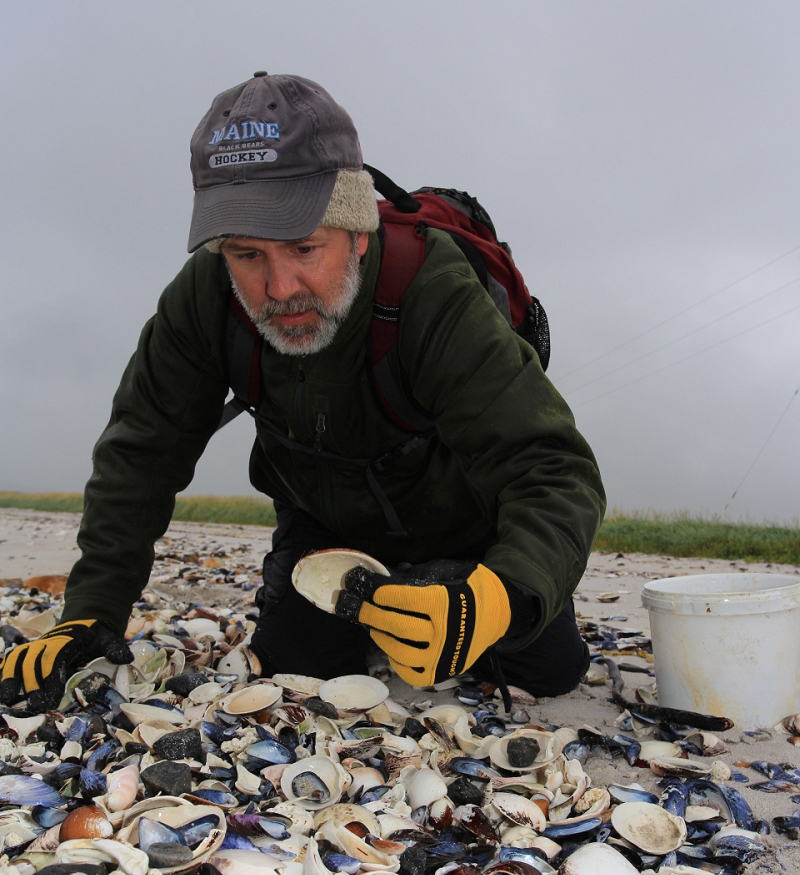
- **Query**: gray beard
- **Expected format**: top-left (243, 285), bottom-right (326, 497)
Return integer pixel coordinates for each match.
top-left (227, 241), bottom-right (362, 356)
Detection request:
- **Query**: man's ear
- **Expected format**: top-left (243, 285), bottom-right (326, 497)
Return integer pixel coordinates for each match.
top-left (356, 232), bottom-right (369, 258)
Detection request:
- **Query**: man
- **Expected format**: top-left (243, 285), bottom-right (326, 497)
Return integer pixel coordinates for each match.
top-left (0, 73), bottom-right (605, 713)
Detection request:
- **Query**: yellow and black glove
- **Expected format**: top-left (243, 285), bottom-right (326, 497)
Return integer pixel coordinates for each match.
top-left (335, 560), bottom-right (511, 687)
top-left (0, 620), bottom-right (133, 713)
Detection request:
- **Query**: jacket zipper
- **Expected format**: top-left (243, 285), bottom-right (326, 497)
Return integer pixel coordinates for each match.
top-left (291, 360), bottom-right (306, 438)
top-left (314, 413), bottom-right (326, 453)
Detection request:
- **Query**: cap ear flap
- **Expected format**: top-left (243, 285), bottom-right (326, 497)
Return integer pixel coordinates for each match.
top-left (319, 170), bottom-right (379, 233)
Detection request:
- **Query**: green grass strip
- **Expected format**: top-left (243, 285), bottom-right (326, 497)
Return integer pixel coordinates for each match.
top-left (2, 492), bottom-right (799, 564)
top-left (0, 492), bottom-right (277, 528)
top-left (595, 512), bottom-right (800, 565)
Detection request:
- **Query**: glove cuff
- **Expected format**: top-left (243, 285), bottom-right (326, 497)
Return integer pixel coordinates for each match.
top-left (464, 564), bottom-right (511, 667)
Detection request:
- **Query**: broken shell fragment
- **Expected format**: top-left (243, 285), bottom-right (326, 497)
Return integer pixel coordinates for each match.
top-left (490, 791), bottom-right (547, 831)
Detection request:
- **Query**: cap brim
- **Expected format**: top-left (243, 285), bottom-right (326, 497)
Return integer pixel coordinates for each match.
top-left (187, 171), bottom-right (338, 252)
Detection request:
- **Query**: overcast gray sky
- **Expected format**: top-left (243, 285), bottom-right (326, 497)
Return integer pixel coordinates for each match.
top-left (1, 1), bottom-right (798, 523)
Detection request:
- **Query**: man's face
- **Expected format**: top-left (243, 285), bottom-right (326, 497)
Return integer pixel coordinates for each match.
top-left (221, 228), bottom-right (369, 356)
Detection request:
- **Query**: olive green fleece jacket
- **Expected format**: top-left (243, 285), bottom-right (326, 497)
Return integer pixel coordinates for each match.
top-left (62, 229), bottom-right (605, 643)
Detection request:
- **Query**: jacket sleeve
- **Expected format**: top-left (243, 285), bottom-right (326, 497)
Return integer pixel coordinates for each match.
top-left (398, 231), bottom-right (606, 650)
top-left (60, 250), bottom-right (232, 633)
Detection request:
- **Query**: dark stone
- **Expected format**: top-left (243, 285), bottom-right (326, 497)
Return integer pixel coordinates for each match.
top-left (75, 673), bottom-right (111, 706)
top-left (153, 728), bottom-right (202, 761)
top-left (304, 697), bottom-right (339, 719)
top-left (402, 717), bottom-right (427, 740)
top-left (165, 672), bottom-right (209, 697)
top-left (37, 717), bottom-right (63, 746)
top-left (110, 706), bottom-right (135, 734)
top-left (399, 845), bottom-right (427, 875)
top-left (125, 742), bottom-right (149, 756)
top-left (37, 865), bottom-right (107, 875)
top-left (141, 761), bottom-right (192, 797)
top-left (506, 736), bottom-right (540, 768)
top-left (447, 775), bottom-right (483, 806)
top-left (0, 626), bottom-right (27, 648)
top-left (146, 844), bottom-right (194, 868)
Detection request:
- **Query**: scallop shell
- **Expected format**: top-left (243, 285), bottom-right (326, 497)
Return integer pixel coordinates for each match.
top-left (318, 674), bottom-right (389, 713)
top-left (281, 755), bottom-right (349, 810)
top-left (292, 549), bottom-right (389, 614)
top-left (611, 800), bottom-right (687, 854)
top-left (222, 681), bottom-right (282, 715)
top-left (489, 728), bottom-right (562, 772)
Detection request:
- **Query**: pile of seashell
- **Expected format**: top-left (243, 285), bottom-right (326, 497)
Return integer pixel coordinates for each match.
top-left (1, 560), bottom-right (799, 875)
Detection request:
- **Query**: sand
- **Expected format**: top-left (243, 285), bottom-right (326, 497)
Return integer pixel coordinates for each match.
top-left (2, 506), bottom-right (800, 871)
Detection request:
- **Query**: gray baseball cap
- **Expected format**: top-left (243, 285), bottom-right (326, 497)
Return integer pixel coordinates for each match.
top-left (188, 73), bottom-right (367, 252)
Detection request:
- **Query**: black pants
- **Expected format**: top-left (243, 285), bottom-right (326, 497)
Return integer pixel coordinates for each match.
top-left (250, 505), bottom-right (590, 699)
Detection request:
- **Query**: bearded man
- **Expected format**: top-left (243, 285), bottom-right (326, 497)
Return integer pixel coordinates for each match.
top-left (0, 73), bottom-right (605, 713)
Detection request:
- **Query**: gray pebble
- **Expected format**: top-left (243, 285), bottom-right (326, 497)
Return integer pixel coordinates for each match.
top-left (146, 843), bottom-right (194, 868)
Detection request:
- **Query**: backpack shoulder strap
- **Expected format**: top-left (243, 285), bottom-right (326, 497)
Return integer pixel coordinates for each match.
top-left (370, 217), bottom-right (435, 432)
top-left (216, 292), bottom-right (263, 432)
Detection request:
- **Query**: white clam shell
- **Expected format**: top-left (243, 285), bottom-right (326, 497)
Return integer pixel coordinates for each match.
top-left (314, 802), bottom-right (381, 836)
top-left (292, 549), bottom-right (389, 614)
top-left (318, 674), bottom-right (389, 713)
top-left (206, 850), bottom-right (285, 875)
top-left (650, 756), bottom-right (711, 778)
top-left (316, 821), bottom-right (401, 872)
top-left (403, 766), bottom-right (447, 810)
top-left (56, 839), bottom-right (150, 875)
top-left (611, 801), bottom-right (687, 854)
top-left (118, 801), bottom-right (226, 874)
top-left (272, 673), bottom-right (324, 699)
top-left (189, 682), bottom-right (226, 704)
top-left (560, 842), bottom-right (639, 874)
top-left (489, 728), bottom-right (562, 772)
top-left (417, 704), bottom-right (470, 725)
top-left (216, 646), bottom-right (261, 683)
top-left (281, 755), bottom-right (349, 810)
top-left (221, 680), bottom-right (282, 715)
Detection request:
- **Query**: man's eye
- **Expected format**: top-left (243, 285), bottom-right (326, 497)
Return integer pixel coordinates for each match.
top-left (239, 251), bottom-right (259, 261)
top-left (295, 245), bottom-right (314, 256)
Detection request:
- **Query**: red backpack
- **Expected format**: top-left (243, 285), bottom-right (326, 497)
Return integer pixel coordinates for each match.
top-left (218, 167), bottom-right (550, 433)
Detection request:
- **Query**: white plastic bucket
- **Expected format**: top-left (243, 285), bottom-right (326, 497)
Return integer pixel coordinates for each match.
top-left (641, 573), bottom-right (800, 730)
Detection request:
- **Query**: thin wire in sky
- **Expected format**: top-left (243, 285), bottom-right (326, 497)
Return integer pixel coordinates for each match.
top-left (570, 299), bottom-right (800, 409)
top-left (564, 275), bottom-right (800, 397)
top-left (722, 381), bottom-right (800, 515)
top-left (554, 242), bottom-right (800, 382)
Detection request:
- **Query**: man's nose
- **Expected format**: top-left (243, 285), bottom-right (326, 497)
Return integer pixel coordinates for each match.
top-left (264, 252), bottom-right (301, 301)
